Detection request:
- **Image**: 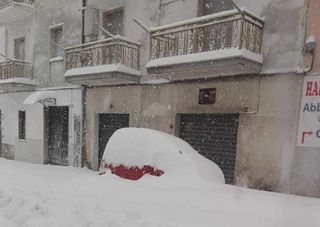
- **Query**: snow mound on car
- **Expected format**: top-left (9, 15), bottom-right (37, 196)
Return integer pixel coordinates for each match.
top-left (101, 128), bottom-right (225, 184)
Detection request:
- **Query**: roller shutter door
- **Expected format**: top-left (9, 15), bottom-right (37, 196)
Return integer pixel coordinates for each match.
top-left (98, 114), bottom-right (129, 166)
top-left (180, 114), bottom-right (239, 184)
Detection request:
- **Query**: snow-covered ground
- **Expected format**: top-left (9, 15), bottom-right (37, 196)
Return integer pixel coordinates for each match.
top-left (0, 158), bottom-right (320, 227)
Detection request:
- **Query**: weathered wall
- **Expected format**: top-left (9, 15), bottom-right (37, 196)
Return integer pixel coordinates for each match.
top-left (5, 16), bottom-right (34, 62)
top-left (287, 0), bottom-right (320, 197)
top-left (82, 0), bottom-right (309, 196)
top-left (85, 74), bottom-right (302, 194)
top-left (0, 0), bottom-right (84, 166)
top-left (33, 0), bottom-right (82, 87)
top-left (0, 88), bottom-right (83, 166)
top-left (0, 14), bottom-right (34, 65)
top-left (86, 78), bottom-right (258, 169)
top-left (0, 0), bottom-right (311, 196)
top-left (88, 0), bottom-right (306, 77)
top-left (236, 75), bottom-right (303, 191)
top-left (0, 91), bottom-right (43, 163)
top-left (304, 0), bottom-right (320, 72)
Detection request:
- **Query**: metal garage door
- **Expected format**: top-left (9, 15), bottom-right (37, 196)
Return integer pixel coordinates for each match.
top-left (98, 114), bottom-right (129, 166)
top-left (179, 114), bottom-right (239, 184)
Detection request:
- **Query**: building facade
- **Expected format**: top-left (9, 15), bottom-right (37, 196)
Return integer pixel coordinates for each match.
top-left (1, 0), bottom-right (319, 197)
top-left (291, 0), bottom-right (320, 197)
top-left (76, 0), bottom-right (308, 194)
top-left (0, 0), bottom-right (83, 167)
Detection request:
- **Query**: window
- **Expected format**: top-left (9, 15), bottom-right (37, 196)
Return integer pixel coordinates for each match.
top-left (198, 0), bottom-right (234, 16)
top-left (50, 25), bottom-right (63, 58)
top-left (102, 7), bottom-right (124, 37)
top-left (14, 36), bottom-right (25, 60)
top-left (18, 111), bottom-right (26, 140)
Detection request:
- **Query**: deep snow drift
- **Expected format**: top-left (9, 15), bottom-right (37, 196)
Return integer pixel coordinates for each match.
top-left (0, 158), bottom-right (320, 227)
top-left (100, 128), bottom-right (225, 184)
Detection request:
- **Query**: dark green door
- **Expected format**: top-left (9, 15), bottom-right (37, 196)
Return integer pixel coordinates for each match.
top-left (48, 106), bottom-right (69, 166)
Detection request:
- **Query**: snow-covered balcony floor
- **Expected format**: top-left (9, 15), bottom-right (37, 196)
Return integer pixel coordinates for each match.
top-left (64, 37), bottom-right (141, 86)
top-left (147, 8), bottom-right (264, 80)
top-left (0, 0), bottom-right (34, 24)
top-left (0, 60), bottom-right (35, 91)
top-left (65, 64), bottom-right (141, 86)
top-left (0, 78), bottom-right (36, 91)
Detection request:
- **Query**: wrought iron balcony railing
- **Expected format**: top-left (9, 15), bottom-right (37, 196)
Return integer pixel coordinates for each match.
top-left (65, 36), bottom-right (140, 71)
top-left (0, 0), bottom-right (34, 9)
top-left (0, 60), bottom-right (33, 80)
top-left (149, 9), bottom-right (264, 61)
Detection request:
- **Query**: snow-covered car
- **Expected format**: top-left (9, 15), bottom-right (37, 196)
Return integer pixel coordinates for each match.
top-left (99, 127), bottom-right (225, 184)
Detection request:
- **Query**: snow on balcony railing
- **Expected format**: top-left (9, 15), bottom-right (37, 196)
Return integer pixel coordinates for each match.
top-left (149, 9), bottom-right (264, 63)
top-left (65, 36), bottom-right (140, 71)
top-left (0, 60), bottom-right (33, 80)
top-left (0, 0), bottom-right (34, 9)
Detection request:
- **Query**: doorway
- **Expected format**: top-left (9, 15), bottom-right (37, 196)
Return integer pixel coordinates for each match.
top-left (45, 106), bottom-right (69, 166)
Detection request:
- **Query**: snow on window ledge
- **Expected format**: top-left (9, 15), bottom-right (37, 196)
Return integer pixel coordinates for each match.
top-left (49, 56), bottom-right (64, 63)
top-left (146, 48), bottom-right (263, 69)
top-left (0, 78), bottom-right (37, 85)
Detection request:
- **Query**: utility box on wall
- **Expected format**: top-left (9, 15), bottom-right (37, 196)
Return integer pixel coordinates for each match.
top-left (199, 88), bottom-right (216, 105)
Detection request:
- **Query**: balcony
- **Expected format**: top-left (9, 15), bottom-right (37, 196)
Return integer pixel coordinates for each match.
top-left (0, 0), bottom-right (34, 24)
top-left (65, 36), bottom-right (141, 86)
top-left (0, 60), bottom-right (35, 91)
top-left (146, 9), bottom-right (264, 80)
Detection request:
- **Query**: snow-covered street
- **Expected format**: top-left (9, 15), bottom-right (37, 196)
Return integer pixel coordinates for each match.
top-left (0, 158), bottom-right (320, 227)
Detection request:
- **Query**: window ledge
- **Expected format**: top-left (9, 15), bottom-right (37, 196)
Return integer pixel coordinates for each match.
top-left (49, 56), bottom-right (64, 63)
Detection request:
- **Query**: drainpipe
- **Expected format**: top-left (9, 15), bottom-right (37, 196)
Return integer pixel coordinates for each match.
top-left (81, 84), bottom-right (88, 168)
top-left (81, 0), bottom-right (88, 168)
top-left (82, 0), bottom-right (87, 44)
top-left (302, 0), bottom-right (315, 73)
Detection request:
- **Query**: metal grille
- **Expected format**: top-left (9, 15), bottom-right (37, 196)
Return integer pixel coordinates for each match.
top-left (65, 37), bottom-right (140, 71)
top-left (98, 114), bottom-right (129, 166)
top-left (0, 60), bottom-right (33, 80)
top-left (150, 10), bottom-right (264, 60)
top-left (180, 114), bottom-right (239, 184)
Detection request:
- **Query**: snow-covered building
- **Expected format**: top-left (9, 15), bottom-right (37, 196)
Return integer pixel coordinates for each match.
top-left (74, 0), bottom-right (312, 196)
top-left (1, 0), bottom-right (318, 197)
top-left (293, 0), bottom-right (320, 197)
top-left (0, 0), bottom-right (83, 167)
